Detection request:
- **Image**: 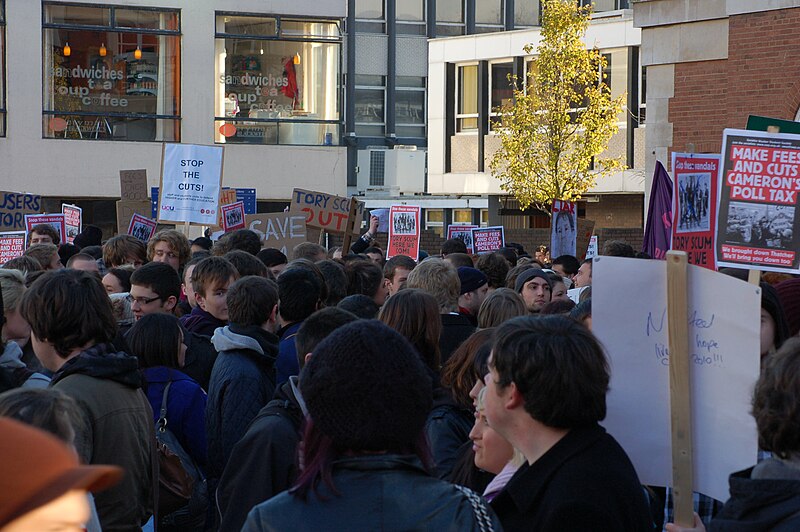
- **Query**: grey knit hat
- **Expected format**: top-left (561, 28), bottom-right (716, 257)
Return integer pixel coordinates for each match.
top-left (514, 268), bottom-right (553, 293)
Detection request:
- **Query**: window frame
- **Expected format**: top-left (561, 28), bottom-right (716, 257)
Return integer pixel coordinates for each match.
top-left (488, 58), bottom-right (514, 132)
top-left (435, 0), bottom-right (466, 36)
top-left (455, 62), bottom-right (479, 134)
top-left (354, 0), bottom-right (386, 33)
top-left (475, 0), bottom-right (504, 34)
top-left (396, 0), bottom-right (426, 35)
top-left (395, 76), bottom-right (426, 138)
top-left (354, 75), bottom-right (386, 137)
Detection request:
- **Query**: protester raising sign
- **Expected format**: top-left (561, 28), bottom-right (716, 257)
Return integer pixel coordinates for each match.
top-left (0, 191), bottom-right (41, 232)
top-left (551, 201), bottom-right (576, 258)
top-left (25, 214), bottom-right (66, 245)
top-left (716, 129), bottom-right (800, 273)
top-left (158, 143), bottom-right (224, 225)
top-left (386, 206), bottom-right (421, 261)
top-left (289, 188), bottom-right (364, 235)
top-left (472, 226), bottom-right (504, 254)
top-left (246, 212), bottom-right (307, 256)
top-left (0, 231), bottom-right (25, 264)
top-left (672, 153), bottom-right (719, 269)
top-left (62, 204), bottom-right (82, 244)
top-left (127, 213), bottom-right (157, 243)
top-left (447, 225), bottom-right (477, 254)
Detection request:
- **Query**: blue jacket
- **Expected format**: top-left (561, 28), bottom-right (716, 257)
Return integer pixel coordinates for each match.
top-left (206, 324), bottom-right (279, 480)
top-left (275, 321), bottom-right (302, 386)
top-left (142, 366), bottom-right (208, 470)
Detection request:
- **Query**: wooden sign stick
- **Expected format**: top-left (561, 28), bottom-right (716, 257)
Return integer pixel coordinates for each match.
top-left (747, 269), bottom-right (760, 286)
top-left (341, 198), bottom-right (360, 253)
top-left (667, 250), bottom-right (694, 527)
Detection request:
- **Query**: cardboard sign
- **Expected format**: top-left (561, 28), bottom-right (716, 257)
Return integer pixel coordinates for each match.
top-left (0, 231), bottom-right (26, 264)
top-left (472, 226), bottom-right (505, 254)
top-left (120, 169), bottom-right (148, 201)
top-left (593, 256), bottom-right (760, 502)
top-left (387, 206), bottom-right (421, 261)
top-left (117, 200), bottom-right (152, 235)
top-left (672, 153), bottom-right (719, 270)
top-left (158, 143), bottom-right (224, 225)
top-left (585, 235), bottom-right (598, 259)
top-left (62, 204), bottom-right (82, 244)
top-left (215, 189), bottom-right (239, 230)
top-left (0, 191), bottom-right (42, 232)
top-left (289, 188), bottom-right (364, 235)
top-left (576, 218), bottom-right (595, 261)
top-left (245, 213), bottom-right (307, 255)
top-left (127, 213), bottom-right (157, 242)
top-left (25, 214), bottom-right (66, 245)
top-left (551, 201), bottom-right (577, 258)
top-left (716, 129), bottom-right (800, 273)
top-left (222, 201), bottom-right (246, 232)
top-left (447, 225), bottom-right (478, 254)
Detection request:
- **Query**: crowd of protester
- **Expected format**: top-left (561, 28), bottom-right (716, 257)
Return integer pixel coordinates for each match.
top-left (0, 219), bottom-right (796, 531)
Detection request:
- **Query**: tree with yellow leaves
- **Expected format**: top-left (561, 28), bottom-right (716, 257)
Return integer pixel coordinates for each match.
top-left (489, 0), bottom-right (626, 214)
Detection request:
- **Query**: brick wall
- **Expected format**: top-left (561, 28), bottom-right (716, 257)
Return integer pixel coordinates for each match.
top-left (584, 194), bottom-right (644, 230)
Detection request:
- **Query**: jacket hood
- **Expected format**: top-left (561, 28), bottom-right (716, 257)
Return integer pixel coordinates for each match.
top-left (211, 324), bottom-right (279, 361)
top-left (50, 343), bottom-right (142, 388)
top-left (0, 341), bottom-right (25, 369)
top-left (711, 466), bottom-right (800, 531)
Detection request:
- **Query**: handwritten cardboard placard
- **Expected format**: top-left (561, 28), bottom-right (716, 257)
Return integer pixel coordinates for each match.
top-left (246, 212), bottom-right (307, 256)
top-left (576, 218), bottom-right (595, 261)
top-left (222, 201), bottom-right (246, 232)
top-left (289, 188), bottom-right (364, 235)
top-left (116, 200), bottom-right (152, 235)
top-left (127, 213), bottom-right (158, 242)
top-left (387, 206), bottom-right (421, 261)
top-left (62, 204), bottom-right (82, 244)
top-left (120, 169), bottom-right (148, 201)
top-left (0, 191), bottom-right (42, 232)
top-left (0, 231), bottom-right (26, 264)
top-left (25, 214), bottom-right (66, 246)
top-left (472, 226), bottom-right (505, 254)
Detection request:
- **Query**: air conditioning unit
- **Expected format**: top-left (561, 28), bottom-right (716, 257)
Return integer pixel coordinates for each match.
top-left (356, 146), bottom-right (426, 194)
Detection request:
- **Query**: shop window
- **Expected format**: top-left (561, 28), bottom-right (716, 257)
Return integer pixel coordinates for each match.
top-left (0, 1), bottom-right (5, 136)
top-left (355, 0), bottom-right (385, 33)
top-left (456, 64), bottom-right (478, 132)
top-left (476, 0), bottom-right (504, 34)
top-left (354, 75), bottom-right (385, 137)
top-left (215, 14), bottom-right (342, 146)
top-left (42, 4), bottom-right (180, 141)
top-left (396, 76), bottom-right (425, 138)
top-left (397, 0), bottom-right (426, 35)
top-left (436, 0), bottom-right (464, 36)
top-left (489, 61), bottom-right (513, 131)
top-left (514, 0), bottom-right (540, 27)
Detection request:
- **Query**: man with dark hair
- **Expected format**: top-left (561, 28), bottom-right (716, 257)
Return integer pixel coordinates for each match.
top-left (574, 258), bottom-right (593, 288)
top-left (551, 254), bottom-right (580, 280)
top-left (514, 268), bottom-right (553, 314)
top-left (65, 252), bottom-right (100, 274)
top-left (383, 255), bottom-right (416, 297)
top-left (317, 259), bottom-right (347, 306)
top-left (345, 258), bottom-right (387, 306)
top-left (257, 248), bottom-right (288, 278)
top-left (602, 239), bottom-right (636, 258)
top-left (103, 235), bottom-right (147, 269)
top-left (213, 228), bottom-right (262, 257)
top-left (216, 307), bottom-right (358, 531)
top-left (18, 270), bottom-right (153, 530)
top-left (224, 249), bottom-right (269, 278)
top-left (486, 315), bottom-right (650, 531)
top-left (441, 238), bottom-right (468, 257)
top-left (363, 246), bottom-right (385, 266)
top-left (206, 276), bottom-right (280, 483)
top-left (476, 252), bottom-right (510, 291)
top-left (443, 252), bottom-right (473, 269)
top-left (191, 236), bottom-right (213, 254)
top-left (275, 268), bottom-right (323, 385)
top-left (291, 242), bottom-right (327, 262)
top-left (28, 223), bottom-right (60, 246)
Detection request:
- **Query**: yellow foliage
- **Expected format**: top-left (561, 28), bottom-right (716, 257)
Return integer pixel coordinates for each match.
top-left (489, 0), bottom-right (626, 214)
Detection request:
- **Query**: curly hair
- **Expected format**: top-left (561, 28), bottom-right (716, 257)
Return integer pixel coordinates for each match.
top-left (753, 337), bottom-right (800, 458)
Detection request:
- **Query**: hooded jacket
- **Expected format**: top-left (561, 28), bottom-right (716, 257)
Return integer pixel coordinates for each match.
top-left (0, 340), bottom-right (50, 391)
top-left (180, 305), bottom-right (228, 338)
top-left (50, 343), bottom-right (153, 532)
top-left (206, 324), bottom-right (279, 481)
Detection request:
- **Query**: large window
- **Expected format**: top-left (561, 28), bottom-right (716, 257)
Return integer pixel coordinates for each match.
top-left (355, 0), bottom-right (385, 33)
top-left (489, 61), bottom-right (513, 130)
top-left (354, 75), bottom-right (385, 137)
top-left (436, 0), bottom-right (465, 36)
top-left (0, 1), bottom-right (5, 136)
top-left (476, 0), bottom-right (504, 34)
top-left (515, 0), bottom-right (540, 27)
top-left (42, 4), bottom-right (180, 141)
top-left (215, 15), bottom-right (342, 146)
top-left (397, 0), bottom-right (426, 35)
top-left (396, 76), bottom-right (425, 138)
top-left (456, 64), bottom-right (478, 132)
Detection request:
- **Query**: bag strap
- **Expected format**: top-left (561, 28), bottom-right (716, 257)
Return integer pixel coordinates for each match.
top-left (454, 485), bottom-right (494, 532)
top-left (157, 381), bottom-right (172, 432)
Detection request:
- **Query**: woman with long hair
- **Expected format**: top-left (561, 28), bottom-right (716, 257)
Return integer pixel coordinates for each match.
top-left (378, 288), bottom-right (442, 372)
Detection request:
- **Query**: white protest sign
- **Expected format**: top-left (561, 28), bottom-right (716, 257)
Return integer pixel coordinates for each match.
top-left (585, 235), bottom-right (598, 259)
top-left (593, 256), bottom-right (760, 502)
top-left (370, 209), bottom-right (389, 233)
top-left (158, 143), bottom-right (223, 225)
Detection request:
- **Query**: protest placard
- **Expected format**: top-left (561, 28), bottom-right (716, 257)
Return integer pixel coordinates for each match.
top-left (471, 226), bottom-right (504, 254)
top-left (447, 225), bottom-right (478, 254)
top-left (585, 235), bottom-right (598, 259)
top-left (158, 143), bottom-right (224, 225)
top-left (127, 213), bottom-right (157, 242)
top-left (117, 200), bottom-right (152, 235)
top-left (222, 201), bottom-right (246, 232)
top-left (672, 153), bottom-right (719, 269)
top-left (119, 169), bottom-right (148, 201)
top-left (551, 201), bottom-right (577, 258)
top-left (246, 213), bottom-right (307, 255)
top-left (576, 218), bottom-right (595, 261)
top-left (716, 129), bottom-right (800, 273)
top-left (25, 214), bottom-right (66, 245)
top-left (0, 231), bottom-right (25, 264)
top-left (593, 256), bottom-right (760, 502)
top-left (214, 189), bottom-right (239, 230)
top-left (289, 188), bottom-right (364, 235)
top-left (387, 206), bottom-right (421, 261)
top-left (61, 204), bottom-right (82, 244)
top-left (0, 191), bottom-right (41, 232)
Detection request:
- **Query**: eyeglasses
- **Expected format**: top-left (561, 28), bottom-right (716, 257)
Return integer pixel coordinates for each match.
top-left (126, 294), bottom-right (161, 305)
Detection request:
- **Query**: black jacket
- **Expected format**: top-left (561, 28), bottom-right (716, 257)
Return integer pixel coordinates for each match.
top-left (710, 465), bottom-right (800, 531)
top-left (491, 423), bottom-right (651, 532)
top-left (182, 329), bottom-right (218, 391)
top-left (425, 384), bottom-right (473, 479)
top-left (242, 454), bottom-right (502, 532)
top-left (216, 378), bottom-right (305, 532)
top-left (439, 313), bottom-right (475, 364)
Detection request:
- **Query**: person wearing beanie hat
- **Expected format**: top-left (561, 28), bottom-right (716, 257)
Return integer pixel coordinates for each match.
top-left (0, 417), bottom-right (122, 530)
top-left (760, 281), bottom-right (790, 360)
top-left (775, 277), bottom-right (800, 338)
top-left (72, 224), bottom-right (103, 250)
top-left (458, 267), bottom-right (489, 326)
top-left (514, 268), bottom-right (553, 314)
top-left (242, 320), bottom-right (502, 532)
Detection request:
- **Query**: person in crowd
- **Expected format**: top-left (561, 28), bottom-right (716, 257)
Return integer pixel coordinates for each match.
top-left (213, 229), bottom-right (262, 257)
top-left (257, 248), bottom-right (289, 278)
top-left (80, 245), bottom-right (104, 261)
top-left (534, 245), bottom-right (550, 266)
top-left (547, 272), bottom-right (570, 301)
top-left (345, 257), bottom-right (387, 306)
top-left (383, 254), bottom-right (416, 298)
top-left (19, 269), bottom-right (154, 530)
top-left (2, 255), bottom-right (41, 274)
top-left (27, 223), bottom-right (60, 246)
top-left (477, 287), bottom-right (527, 329)
top-left (514, 268), bottom-right (553, 314)
top-left (441, 238), bottom-right (468, 257)
top-left (241, 320), bottom-right (502, 531)
top-left (102, 235), bottom-right (146, 269)
top-left (551, 254), bottom-right (580, 280)
top-left (24, 243), bottom-right (62, 271)
top-left (148, 229), bottom-right (192, 272)
top-left (224, 249), bottom-right (270, 278)
top-left (574, 258), bottom-right (593, 288)
top-left (316, 259), bottom-right (347, 307)
top-left (406, 258), bottom-right (475, 364)
top-left (217, 307), bottom-right (358, 531)
top-left (457, 267), bottom-right (489, 327)
top-left (444, 253), bottom-right (474, 270)
top-left (570, 298), bottom-right (592, 329)
top-left (0, 417), bottom-right (122, 532)
top-left (129, 262), bottom-right (217, 390)
top-left (505, 263), bottom-right (534, 289)
top-left (379, 288), bottom-right (441, 372)
top-left (602, 239), bottom-right (636, 258)
top-left (206, 276), bottom-right (280, 483)
top-left (292, 242), bottom-right (327, 262)
top-left (66, 252), bottom-right (101, 274)
top-left (178, 255), bottom-right (205, 315)
top-left (0, 270), bottom-right (32, 354)
top-left (363, 246), bottom-right (385, 265)
top-left (181, 256), bottom-right (239, 337)
top-left (476, 252), bottom-right (511, 293)
top-left (471, 388), bottom-right (526, 502)
top-left (191, 236), bottom-right (213, 254)
top-left (486, 315), bottom-right (651, 531)
top-left (0, 273), bottom-right (48, 392)
top-left (275, 267), bottom-right (323, 385)
top-left (101, 267), bottom-right (132, 294)
top-left (775, 277), bottom-right (800, 338)
top-left (540, 298), bottom-right (577, 315)
top-left (58, 243), bottom-right (80, 267)
top-left (337, 294), bottom-right (380, 319)
top-left (498, 247), bottom-right (519, 267)
top-left (760, 281), bottom-right (790, 360)
top-left (73, 225), bottom-right (103, 250)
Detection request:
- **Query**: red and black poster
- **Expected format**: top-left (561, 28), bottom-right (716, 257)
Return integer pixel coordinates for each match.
top-left (672, 153), bottom-right (719, 270)
top-left (716, 129), bottom-right (800, 273)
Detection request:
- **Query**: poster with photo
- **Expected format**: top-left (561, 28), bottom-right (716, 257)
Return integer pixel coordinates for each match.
top-left (222, 201), bottom-right (246, 232)
top-left (472, 226), bottom-right (505, 254)
top-left (61, 204), bottom-right (82, 244)
top-left (127, 213), bottom-right (157, 243)
top-left (387, 205), bottom-right (421, 261)
top-left (550, 200), bottom-right (577, 258)
top-left (672, 153), bottom-right (720, 270)
top-left (716, 129), bottom-right (800, 273)
top-left (447, 225), bottom-right (478, 254)
top-left (0, 231), bottom-right (26, 264)
top-left (25, 214), bottom-right (66, 247)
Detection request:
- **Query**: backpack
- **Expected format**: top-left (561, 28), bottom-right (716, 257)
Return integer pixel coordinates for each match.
top-left (155, 381), bottom-right (209, 529)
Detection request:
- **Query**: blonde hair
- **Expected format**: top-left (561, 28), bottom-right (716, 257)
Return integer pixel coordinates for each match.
top-left (0, 269), bottom-right (27, 311)
top-left (147, 229), bottom-right (191, 267)
top-left (405, 258), bottom-right (460, 312)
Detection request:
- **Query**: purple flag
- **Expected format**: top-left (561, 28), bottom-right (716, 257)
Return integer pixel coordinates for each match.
top-left (642, 161), bottom-right (674, 260)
